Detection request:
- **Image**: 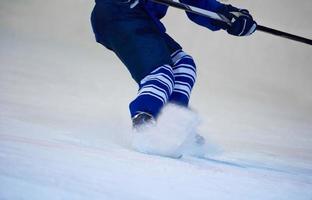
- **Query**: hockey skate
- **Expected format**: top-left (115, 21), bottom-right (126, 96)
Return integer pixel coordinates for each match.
top-left (132, 112), bottom-right (156, 131)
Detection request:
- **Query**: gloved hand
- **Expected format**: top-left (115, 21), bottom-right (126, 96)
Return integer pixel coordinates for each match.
top-left (216, 5), bottom-right (257, 36)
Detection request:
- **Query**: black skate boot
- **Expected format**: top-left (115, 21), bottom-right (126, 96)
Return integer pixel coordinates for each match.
top-left (132, 112), bottom-right (156, 130)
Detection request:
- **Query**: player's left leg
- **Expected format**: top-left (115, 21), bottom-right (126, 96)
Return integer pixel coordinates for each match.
top-left (170, 49), bottom-right (197, 106)
top-left (162, 34), bottom-right (197, 107)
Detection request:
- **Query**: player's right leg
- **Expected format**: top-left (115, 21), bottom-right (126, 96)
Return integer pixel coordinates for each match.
top-left (91, 1), bottom-right (174, 126)
top-left (129, 64), bottom-right (174, 126)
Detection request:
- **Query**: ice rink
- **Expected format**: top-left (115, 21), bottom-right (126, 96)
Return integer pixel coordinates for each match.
top-left (1, 0), bottom-right (312, 199)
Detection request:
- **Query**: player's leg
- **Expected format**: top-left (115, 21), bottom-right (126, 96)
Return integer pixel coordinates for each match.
top-left (129, 64), bottom-right (174, 119)
top-left (91, 1), bottom-right (174, 122)
top-left (163, 34), bottom-right (205, 155)
top-left (170, 49), bottom-right (197, 106)
top-left (163, 34), bottom-right (197, 107)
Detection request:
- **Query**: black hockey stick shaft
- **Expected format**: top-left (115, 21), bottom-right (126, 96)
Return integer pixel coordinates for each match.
top-left (256, 25), bottom-right (312, 45)
top-left (149, 0), bottom-right (231, 25)
top-left (150, 0), bottom-right (312, 46)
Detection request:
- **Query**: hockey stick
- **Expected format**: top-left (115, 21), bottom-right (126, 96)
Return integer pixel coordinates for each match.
top-left (149, 0), bottom-right (312, 46)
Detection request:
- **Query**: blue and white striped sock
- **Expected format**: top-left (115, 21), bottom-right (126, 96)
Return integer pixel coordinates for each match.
top-left (169, 50), bottom-right (197, 106)
top-left (129, 64), bottom-right (175, 118)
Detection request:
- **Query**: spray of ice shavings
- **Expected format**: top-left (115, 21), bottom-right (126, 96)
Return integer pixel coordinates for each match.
top-left (131, 104), bottom-right (201, 158)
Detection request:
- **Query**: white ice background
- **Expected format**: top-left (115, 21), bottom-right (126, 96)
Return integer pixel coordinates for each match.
top-left (1, 0), bottom-right (312, 199)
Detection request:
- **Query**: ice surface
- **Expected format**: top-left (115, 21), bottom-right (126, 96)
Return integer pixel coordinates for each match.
top-left (1, 0), bottom-right (312, 199)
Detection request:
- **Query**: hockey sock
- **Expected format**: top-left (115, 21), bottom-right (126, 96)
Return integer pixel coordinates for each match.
top-left (169, 50), bottom-right (197, 106)
top-left (129, 64), bottom-right (175, 118)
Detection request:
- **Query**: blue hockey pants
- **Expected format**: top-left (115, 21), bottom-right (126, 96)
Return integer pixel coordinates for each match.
top-left (91, 1), bottom-right (196, 118)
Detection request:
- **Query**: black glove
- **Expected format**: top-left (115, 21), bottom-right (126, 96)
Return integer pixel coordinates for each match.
top-left (216, 5), bottom-right (257, 36)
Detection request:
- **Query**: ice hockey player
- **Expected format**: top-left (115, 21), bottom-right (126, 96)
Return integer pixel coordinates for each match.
top-left (90, 0), bottom-right (257, 128)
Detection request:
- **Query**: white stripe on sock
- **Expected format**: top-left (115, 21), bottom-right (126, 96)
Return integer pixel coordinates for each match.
top-left (172, 89), bottom-right (190, 99)
top-left (173, 68), bottom-right (197, 80)
top-left (175, 81), bottom-right (192, 91)
top-left (150, 65), bottom-right (174, 77)
top-left (140, 74), bottom-right (174, 93)
top-left (173, 55), bottom-right (193, 65)
top-left (139, 92), bottom-right (166, 104)
top-left (170, 49), bottom-right (183, 58)
top-left (139, 87), bottom-right (167, 103)
top-left (140, 85), bottom-right (169, 99)
top-left (174, 83), bottom-right (191, 96)
top-left (172, 51), bottom-right (188, 64)
top-left (174, 74), bottom-right (196, 84)
top-left (173, 63), bottom-right (196, 72)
